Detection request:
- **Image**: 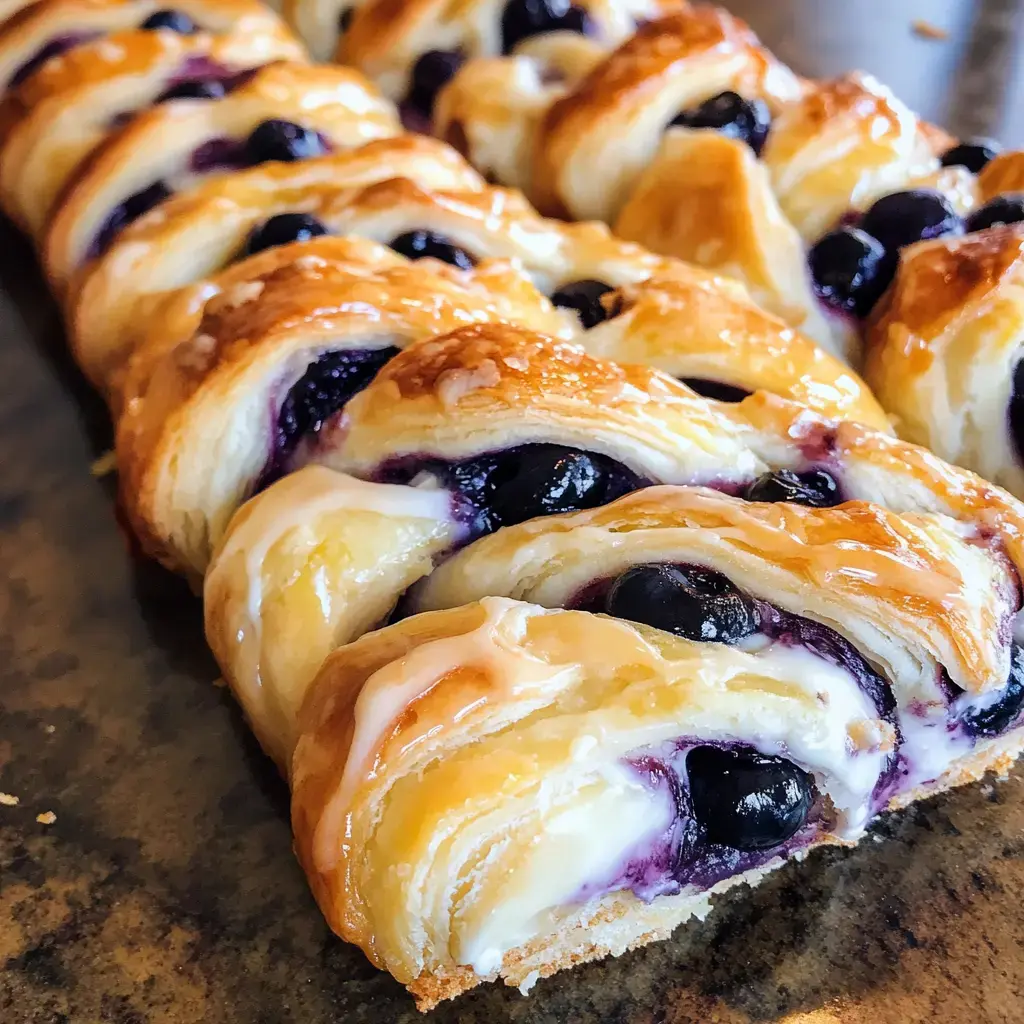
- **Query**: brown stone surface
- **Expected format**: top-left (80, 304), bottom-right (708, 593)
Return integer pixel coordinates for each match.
top-left (3, 4), bottom-right (1024, 1021)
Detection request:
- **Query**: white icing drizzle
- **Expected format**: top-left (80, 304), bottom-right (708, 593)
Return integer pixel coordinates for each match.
top-left (205, 465), bottom-right (456, 765)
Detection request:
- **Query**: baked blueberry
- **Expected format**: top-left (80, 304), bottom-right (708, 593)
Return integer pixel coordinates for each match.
top-left (89, 180), bottom-right (173, 258)
top-left (808, 227), bottom-right (893, 318)
top-left (743, 469), bottom-right (841, 508)
top-left (965, 195), bottom-right (1024, 233)
top-left (244, 213), bottom-right (330, 256)
top-left (388, 230), bottom-right (476, 269)
top-left (680, 378), bottom-right (750, 403)
top-left (669, 91), bottom-right (771, 156)
top-left (940, 138), bottom-right (1000, 174)
top-left (245, 119), bottom-right (328, 164)
top-left (487, 448), bottom-right (614, 527)
top-left (157, 78), bottom-right (227, 102)
top-left (687, 745), bottom-right (814, 851)
top-left (406, 49), bottom-right (464, 118)
top-left (859, 189), bottom-right (962, 252)
top-left (276, 347), bottom-right (401, 453)
top-left (605, 564), bottom-right (759, 643)
top-left (501, 0), bottom-right (591, 54)
top-left (140, 9), bottom-right (198, 32)
top-left (959, 645), bottom-right (1024, 738)
top-left (550, 279), bottom-right (615, 329)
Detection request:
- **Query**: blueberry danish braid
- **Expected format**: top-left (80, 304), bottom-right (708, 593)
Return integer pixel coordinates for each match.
top-left (41, 60), bottom-right (400, 292)
top-left (69, 134), bottom-right (480, 390)
top-left (0, 13), bottom-right (305, 237)
top-left (288, 571), bottom-right (1024, 1008)
top-left (435, 5), bottom-right (992, 362)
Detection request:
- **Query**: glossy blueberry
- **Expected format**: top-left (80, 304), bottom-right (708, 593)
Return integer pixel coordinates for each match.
top-left (859, 189), bottom-right (962, 252)
top-left (277, 347), bottom-right (400, 452)
top-left (605, 564), bottom-right (759, 644)
top-left (687, 745), bottom-right (814, 851)
top-left (140, 9), bottom-right (198, 33)
top-left (743, 469), bottom-right (841, 508)
top-left (389, 230), bottom-right (476, 269)
top-left (940, 138), bottom-right (1000, 173)
top-left (486, 448), bottom-right (615, 528)
top-left (960, 645), bottom-right (1024, 738)
top-left (244, 213), bottom-right (330, 256)
top-left (500, 0), bottom-right (591, 54)
top-left (89, 180), bottom-right (172, 259)
top-left (680, 378), bottom-right (750, 403)
top-left (245, 119), bottom-right (328, 164)
top-left (808, 226), bottom-right (893, 318)
top-left (1010, 360), bottom-right (1024, 467)
top-left (407, 49), bottom-right (464, 118)
top-left (669, 91), bottom-right (771, 156)
top-left (157, 78), bottom-right (227, 101)
top-left (550, 279), bottom-right (616, 329)
top-left (965, 194), bottom-right (1024, 233)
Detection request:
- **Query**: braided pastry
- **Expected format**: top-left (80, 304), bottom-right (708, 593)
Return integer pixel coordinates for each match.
top-left (41, 60), bottom-right (399, 290)
top-left (0, 15), bottom-right (305, 236)
top-left (288, 0), bottom-right (673, 86)
top-left (68, 134), bottom-right (476, 390)
top-left (864, 223), bottom-right (1024, 500)
top-left (203, 322), bottom-right (1020, 775)
top-left (0, 0), bottom-right (290, 89)
top-left (117, 245), bottom-right (572, 578)
top-left (5, 0), bottom-right (1024, 1007)
top-left (434, 5), bottom-right (1007, 363)
top-left (289, 571), bottom-right (1024, 1008)
top-left (130, 267), bottom-right (890, 576)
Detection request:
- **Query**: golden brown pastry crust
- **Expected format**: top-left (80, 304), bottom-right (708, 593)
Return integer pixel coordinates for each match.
top-left (68, 134), bottom-right (478, 391)
top-left (864, 224), bottom-right (1024, 498)
top-left (436, 6), bottom-right (980, 360)
top-left (328, 323), bottom-right (1024, 570)
top-left (204, 464), bottom-right (462, 770)
top-left (41, 60), bottom-right (400, 292)
top-left (0, 0), bottom-right (283, 88)
top-left (0, 20), bottom-right (304, 236)
top-left (336, 0), bottom-right (677, 100)
top-left (412, 485), bottom-right (1017, 693)
top-left (117, 249), bottom-right (570, 577)
top-left (577, 271), bottom-right (890, 428)
top-left (530, 5), bottom-right (805, 220)
top-left (289, 593), bottom-right (1021, 1010)
top-left (978, 150), bottom-right (1024, 201)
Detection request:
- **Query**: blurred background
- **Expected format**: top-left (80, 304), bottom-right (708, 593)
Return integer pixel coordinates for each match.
top-left (721, 0), bottom-right (1023, 145)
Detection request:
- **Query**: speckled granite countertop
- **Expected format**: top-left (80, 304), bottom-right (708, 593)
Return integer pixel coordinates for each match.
top-left (3, 4), bottom-right (1024, 1022)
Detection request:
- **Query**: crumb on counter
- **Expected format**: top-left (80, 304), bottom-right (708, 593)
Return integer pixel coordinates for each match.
top-left (0, 792), bottom-right (19, 806)
top-left (90, 450), bottom-right (118, 477)
top-left (36, 811), bottom-right (56, 825)
top-left (912, 19), bottom-right (949, 40)
top-left (44, 724), bottom-right (55, 734)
